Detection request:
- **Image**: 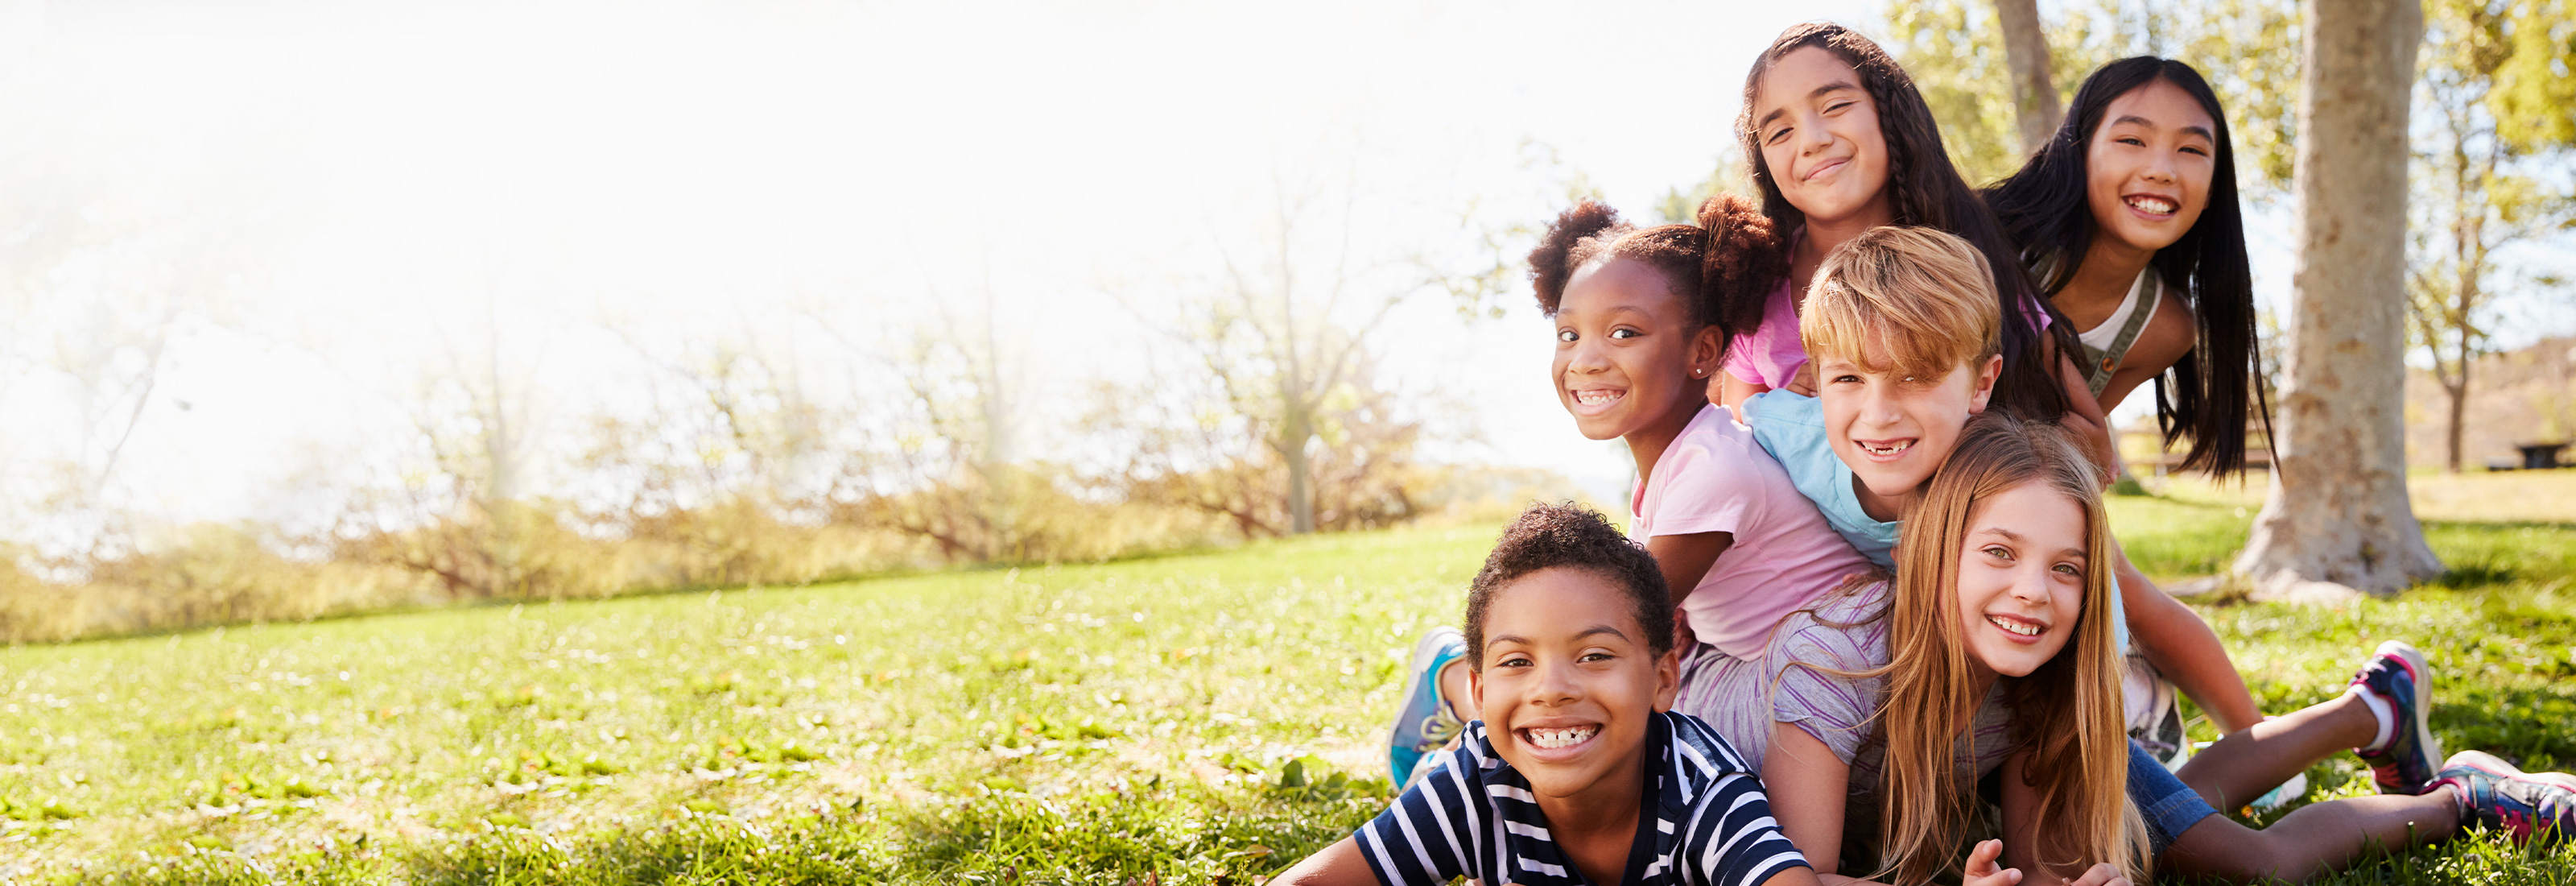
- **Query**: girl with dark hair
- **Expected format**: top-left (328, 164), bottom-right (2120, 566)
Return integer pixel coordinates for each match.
top-left (1984, 56), bottom-right (2271, 478)
top-left (1715, 22), bottom-right (2107, 466)
top-left (1381, 196), bottom-right (1874, 792)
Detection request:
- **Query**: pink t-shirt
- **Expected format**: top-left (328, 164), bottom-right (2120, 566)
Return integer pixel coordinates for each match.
top-left (1721, 276), bottom-right (1806, 390)
top-left (1629, 404), bottom-right (1875, 660)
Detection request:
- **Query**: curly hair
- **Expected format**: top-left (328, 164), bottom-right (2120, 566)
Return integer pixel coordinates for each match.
top-left (1525, 194), bottom-right (1786, 342)
top-left (1462, 503), bottom-right (1674, 669)
top-left (1735, 23), bottom-right (2085, 423)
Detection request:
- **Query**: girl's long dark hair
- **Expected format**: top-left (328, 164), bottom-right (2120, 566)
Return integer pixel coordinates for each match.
top-left (1983, 57), bottom-right (2270, 477)
top-left (1736, 23), bottom-right (2083, 421)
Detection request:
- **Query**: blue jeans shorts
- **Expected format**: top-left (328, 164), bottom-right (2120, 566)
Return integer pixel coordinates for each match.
top-left (2128, 740), bottom-right (2219, 854)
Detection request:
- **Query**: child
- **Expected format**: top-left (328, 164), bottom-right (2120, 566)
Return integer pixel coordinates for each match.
top-left (1277, 503), bottom-right (1818, 886)
top-left (1716, 23), bottom-right (2107, 473)
top-left (1384, 197), bottom-right (1872, 785)
top-left (1984, 57), bottom-right (2268, 476)
top-left (1738, 226), bottom-right (2270, 743)
top-left (1748, 416), bottom-right (2576, 884)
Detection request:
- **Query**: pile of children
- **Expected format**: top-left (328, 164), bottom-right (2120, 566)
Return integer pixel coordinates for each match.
top-left (1276, 24), bottom-right (2575, 886)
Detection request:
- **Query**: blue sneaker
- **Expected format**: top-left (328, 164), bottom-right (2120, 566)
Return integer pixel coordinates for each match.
top-left (1387, 627), bottom-right (1467, 786)
top-left (2438, 750), bottom-right (2576, 843)
top-left (2350, 640), bottom-right (2442, 795)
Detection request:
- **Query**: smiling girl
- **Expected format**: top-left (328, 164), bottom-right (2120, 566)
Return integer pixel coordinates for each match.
top-left (1742, 416), bottom-right (2575, 885)
top-left (1718, 23), bottom-right (2107, 467)
top-left (1984, 57), bottom-right (2269, 476)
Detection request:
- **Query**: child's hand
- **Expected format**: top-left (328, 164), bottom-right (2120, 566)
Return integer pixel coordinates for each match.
top-left (1961, 839), bottom-right (2021, 886)
top-left (1784, 362), bottom-right (1818, 397)
top-left (2064, 863), bottom-right (2131, 886)
top-left (1673, 607), bottom-right (1697, 652)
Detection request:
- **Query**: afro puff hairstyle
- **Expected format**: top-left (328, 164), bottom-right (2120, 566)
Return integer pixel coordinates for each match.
top-left (1525, 193), bottom-right (1786, 346)
top-left (1462, 503), bottom-right (1674, 669)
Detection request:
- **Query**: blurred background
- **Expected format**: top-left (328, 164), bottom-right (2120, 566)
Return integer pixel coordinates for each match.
top-left (2, 0), bottom-right (2568, 642)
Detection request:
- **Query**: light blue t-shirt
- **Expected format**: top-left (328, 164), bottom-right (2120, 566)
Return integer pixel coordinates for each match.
top-left (1741, 390), bottom-right (2129, 651)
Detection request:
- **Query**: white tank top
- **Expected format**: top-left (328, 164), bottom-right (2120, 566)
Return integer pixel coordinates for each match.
top-left (2078, 269), bottom-right (2161, 351)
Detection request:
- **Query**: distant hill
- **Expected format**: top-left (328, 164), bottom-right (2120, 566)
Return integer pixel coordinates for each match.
top-left (2405, 335), bottom-right (2576, 470)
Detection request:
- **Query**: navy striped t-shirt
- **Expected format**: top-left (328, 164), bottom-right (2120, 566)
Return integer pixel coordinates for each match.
top-left (1356, 710), bottom-right (1810, 886)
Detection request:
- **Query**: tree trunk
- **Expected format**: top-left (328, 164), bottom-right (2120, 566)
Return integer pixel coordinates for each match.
top-left (1284, 403), bottom-right (1315, 534)
top-left (1993, 0), bottom-right (2062, 156)
top-left (2234, 0), bottom-right (2443, 601)
top-left (2442, 377), bottom-right (2467, 473)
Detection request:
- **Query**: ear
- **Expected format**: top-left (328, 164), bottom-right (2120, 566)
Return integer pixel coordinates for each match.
top-left (1965, 354), bottom-right (2004, 415)
top-left (1468, 664), bottom-right (1485, 711)
top-left (1689, 325), bottom-right (1728, 386)
top-left (1651, 648), bottom-right (1680, 712)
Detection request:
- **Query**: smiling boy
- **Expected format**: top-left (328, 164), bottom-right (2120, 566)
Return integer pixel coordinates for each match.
top-left (1278, 504), bottom-right (1816, 886)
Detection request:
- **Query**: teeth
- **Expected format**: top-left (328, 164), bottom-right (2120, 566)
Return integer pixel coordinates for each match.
top-left (1860, 440), bottom-right (1913, 456)
top-left (1987, 615), bottom-right (2041, 636)
top-left (2126, 196), bottom-right (2176, 214)
top-left (1525, 726), bottom-right (1598, 749)
top-left (1574, 390), bottom-right (1622, 406)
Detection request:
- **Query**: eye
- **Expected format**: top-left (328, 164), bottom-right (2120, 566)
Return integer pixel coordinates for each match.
top-left (1558, 329), bottom-right (1578, 343)
top-left (1579, 651), bottom-right (1615, 663)
top-left (1825, 100), bottom-right (1853, 114)
top-left (1609, 327), bottom-right (1641, 339)
top-left (2180, 144), bottom-right (2210, 156)
top-left (1981, 544), bottom-right (2014, 561)
top-left (2116, 135), bottom-right (2146, 147)
top-left (1498, 653), bottom-right (1533, 668)
top-left (1766, 126), bottom-right (1792, 145)
top-left (1829, 372), bottom-right (1861, 385)
top-left (2053, 562), bottom-right (2083, 578)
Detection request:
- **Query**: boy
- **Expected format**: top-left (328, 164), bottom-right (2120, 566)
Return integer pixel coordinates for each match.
top-left (1279, 503), bottom-right (1816, 886)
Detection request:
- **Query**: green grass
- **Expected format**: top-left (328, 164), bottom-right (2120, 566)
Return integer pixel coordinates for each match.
top-left (3, 500), bottom-right (2574, 884)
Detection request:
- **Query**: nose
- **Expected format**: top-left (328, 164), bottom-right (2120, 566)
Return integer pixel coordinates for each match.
top-left (1566, 335), bottom-right (1611, 375)
top-left (1527, 657), bottom-right (1581, 706)
top-left (2142, 151), bottom-right (2178, 184)
top-left (2008, 562), bottom-right (2054, 606)
top-left (1860, 380), bottom-right (1902, 426)
top-left (1798, 111), bottom-right (1833, 155)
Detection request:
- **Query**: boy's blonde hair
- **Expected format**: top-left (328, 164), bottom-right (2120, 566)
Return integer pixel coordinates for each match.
top-left (1799, 226), bottom-right (2003, 381)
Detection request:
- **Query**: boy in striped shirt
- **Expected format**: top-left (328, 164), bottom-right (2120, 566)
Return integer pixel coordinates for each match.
top-left (1276, 504), bottom-right (1816, 886)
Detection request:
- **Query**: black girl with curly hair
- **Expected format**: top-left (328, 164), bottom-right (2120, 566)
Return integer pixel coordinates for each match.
top-left (1984, 56), bottom-right (2271, 478)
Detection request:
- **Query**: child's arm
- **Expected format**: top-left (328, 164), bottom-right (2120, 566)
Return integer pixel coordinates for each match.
top-left (1763, 722), bottom-right (1894, 886)
top-left (2049, 343), bottom-right (2119, 480)
top-left (1269, 837), bottom-right (1377, 885)
top-left (1645, 532), bottom-right (1732, 648)
top-left (2115, 553), bottom-right (2263, 734)
top-left (1720, 372), bottom-right (1769, 416)
top-left (1996, 755), bottom-right (2137, 886)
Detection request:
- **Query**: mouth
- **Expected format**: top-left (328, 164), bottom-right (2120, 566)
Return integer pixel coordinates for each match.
top-left (2123, 193), bottom-right (2178, 217)
top-left (1567, 387), bottom-right (1626, 415)
top-left (1516, 723), bottom-right (1602, 758)
top-left (1803, 157), bottom-right (1848, 183)
top-left (1985, 613), bottom-right (2049, 643)
top-left (1853, 437), bottom-right (1915, 461)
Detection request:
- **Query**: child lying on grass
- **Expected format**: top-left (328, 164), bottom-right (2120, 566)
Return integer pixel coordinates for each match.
top-left (1281, 503), bottom-right (1818, 886)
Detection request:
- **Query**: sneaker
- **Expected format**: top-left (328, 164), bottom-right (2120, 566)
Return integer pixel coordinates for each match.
top-left (2351, 640), bottom-right (2442, 794)
top-left (1387, 627), bottom-right (1467, 786)
top-left (2437, 750), bottom-right (2576, 843)
top-left (2122, 654), bottom-right (2189, 769)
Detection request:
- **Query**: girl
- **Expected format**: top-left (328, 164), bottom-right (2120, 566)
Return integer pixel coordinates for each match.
top-left (1748, 415), bottom-right (2573, 885)
top-left (1716, 23), bottom-right (2107, 469)
top-left (1384, 195), bottom-right (1874, 785)
top-left (1984, 57), bottom-right (2269, 476)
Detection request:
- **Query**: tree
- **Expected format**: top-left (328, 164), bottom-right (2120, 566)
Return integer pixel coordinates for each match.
top-left (2405, 0), bottom-right (2576, 473)
top-left (1993, 0), bottom-right (2063, 155)
top-left (2234, 0), bottom-right (2444, 599)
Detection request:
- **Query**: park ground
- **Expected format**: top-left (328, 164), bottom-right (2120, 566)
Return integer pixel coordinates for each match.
top-left (2, 472), bottom-right (2574, 884)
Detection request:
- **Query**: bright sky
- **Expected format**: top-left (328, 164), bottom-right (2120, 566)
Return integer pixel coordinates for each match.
top-left (13, 0), bottom-right (2549, 547)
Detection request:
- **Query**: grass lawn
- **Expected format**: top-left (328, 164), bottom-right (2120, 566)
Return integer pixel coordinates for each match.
top-left (5, 478), bottom-right (2576, 884)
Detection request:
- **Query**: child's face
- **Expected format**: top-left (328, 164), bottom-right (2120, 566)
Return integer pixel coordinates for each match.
top-left (1953, 482), bottom-right (2089, 681)
top-left (1469, 567), bottom-right (1678, 802)
top-left (2086, 79), bottom-right (2216, 255)
top-left (1818, 350), bottom-right (2001, 505)
top-left (1752, 47), bottom-right (1893, 228)
top-left (1552, 258), bottom-right (1722, 442)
